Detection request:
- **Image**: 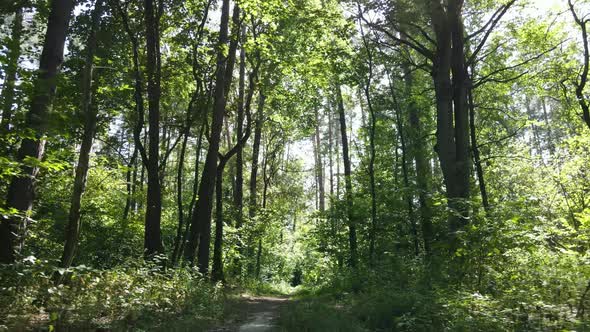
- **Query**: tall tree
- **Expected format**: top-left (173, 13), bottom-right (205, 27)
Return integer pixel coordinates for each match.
top-left (314, 108), bottom-right (325, 212)
top-left (234, 28), bottom-right (246, 230)
top-left (212, 56), bottom-right (258, 281)
top-left (184, 0), bottom-right (233, 273)
top-left (336, 84), bottom-right (357, 268)
top-left (0, 0), bottom-right (75, 264)
top-left (357, 6), bottom-right (378, 264)
top-left (60, 0), bottom-right (104, 270)
top-left (370, 0), bottom-right (515, 252)
top-left (402, 63), bottom-right (434, 255)
top-left (1, 7), bottom-right (23, 133)
top-left (142, 0), bottom-right (164, 258)
top-left (249, 91), bottom-right (265, 219)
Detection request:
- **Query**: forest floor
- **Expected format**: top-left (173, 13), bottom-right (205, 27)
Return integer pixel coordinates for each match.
top-left (210, 294), bottom-right (290, 332)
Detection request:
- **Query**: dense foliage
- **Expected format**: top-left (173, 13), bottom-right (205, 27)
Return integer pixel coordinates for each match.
top-left (1, 0), bottom-right (590, 330)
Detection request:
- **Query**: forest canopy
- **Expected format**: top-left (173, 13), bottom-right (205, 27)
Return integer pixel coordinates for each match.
top-left (1, 0), bottom-right (590, 330)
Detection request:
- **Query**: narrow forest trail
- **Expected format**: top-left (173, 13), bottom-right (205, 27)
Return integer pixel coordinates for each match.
top-left (210, 295), bottom-right (289, 332)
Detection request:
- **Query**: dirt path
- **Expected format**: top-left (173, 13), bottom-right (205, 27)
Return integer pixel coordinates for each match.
top-left (210, 295), bottom-right (289, 332)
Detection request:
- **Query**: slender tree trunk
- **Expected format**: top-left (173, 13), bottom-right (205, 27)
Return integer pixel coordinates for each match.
top-left (171, 79), bottom-right (202, 265)
top-left (256, 151), bottom-right (271, 279)
top-left (328, 108), bottom-right (334, 198)
top-left (59, 0), bottom-right (104, 269)
top-left (357, 15), bottom-right (378, 264)
top-left (233, 34), bottom-right (247, 276)
top-left (212, 163), bottom-right (226, 281)
top-left (392, 84), bottom-right (419, 257)
top-left (0, 0), bottom-right (75, 264)
top-left (116, 1), bottom-right (149, 224)
top-left (1, 7), bottom-right (23, 133)
top-left (401, 63), bottom-right (434, 255)
top-left (123, 146), bottom-right (138, 221)
top-left (365, 87), bottom-right (378, 263)
top-left (234, 29), bottom-right (246, 228)
top-left (468, 79), bottom-right (489, 212)
top-left (314, 109), bottom-right (325, 212)
top-left (139, 131), bottom-right (146, 207)
top-left (255, 237), bottom-right (262, 279)
top-left (336, 84), bottom-right (357, 268)
top-left (143, 0), bottom-right (163, 259)
top-left (179, 119), bottom-right (206, 261)
top-left (327, 107), bottom-right (336, 236)
top-left (184, 0), bottom-right (232, 272)
top-left (336, 116), bottom-right (341, 199)
top-left (131, 148), bottom-right (139, 213)
top-left (249, 92), bottom-right (265, 219)
top-left (212, 86), bottom-right (253, 281)
top-left (171, 123), bottom-right (190, 265)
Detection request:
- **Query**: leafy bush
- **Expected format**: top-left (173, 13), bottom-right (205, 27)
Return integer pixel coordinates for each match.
top-left (0, 257), bottom-right (223, 330)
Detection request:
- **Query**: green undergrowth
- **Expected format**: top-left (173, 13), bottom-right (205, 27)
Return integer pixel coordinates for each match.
top-left (277, 263), bottom-right (590, 332)
top-left (238, 279), bottom-right (296, 297)
top-left (0, 258), bottom-right (224, 331)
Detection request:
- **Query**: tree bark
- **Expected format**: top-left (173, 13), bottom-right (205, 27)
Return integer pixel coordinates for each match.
top-left (401, 63), bottom-right (434, 255)
top-left (212, 65), bottom-right (256, 282)
top-left (336, 84), bottom-right (357, 268)
top-left (357, 12), bottom-right (378, 264)
top-left (143, 0), bottom-right (164, 259)
top-left (59, 0), bottom-right (104, 269)
top-left (467, 74), bottom-right (489, 212)
top-left (391, 79), bottom-right (419, 257)
top-left (314, 109), bottom-right (325, 212)
top-left (171, 90), bottom-right (198, 266)
top-left (1, 7), bottom-right (23, 133)
top-left (123, 146), bottom-right (138, 222)
top-left (234, 28), bottom-right (246, 229)
top-left (249, 92), bottom-right (265, 219)
top-left (212, 163), bottom-right (226, 282)
top-left (0, 0), bottom-right (75, 264)
top-left (184, 0), bottom-right (232, 273)
top-left (429, 0), bottom-right (471, 251)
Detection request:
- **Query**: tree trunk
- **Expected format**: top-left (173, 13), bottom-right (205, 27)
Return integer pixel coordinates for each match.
top-left (212, 163), bottom-right (225, 282)
top-left (171, 117), bottom-right (191, 265)
top-left (59, 0), bottom-right (103, 270)
top-left (249, 92), bottom-right (265, 219)
top-left (402, 63), bottom-right (434, 255)
top-left (468, 78), bottom-right (489, 212)
top-left (255, 238), bottom-right (262, 279)
top-left (314, 109), bottom-right (325, 212)
top-left (171, 70), bottom-right (204, 265)
top-left (234, 28), bottom-right (246, 229)
top-left (1, 7), bottom-right (23, 133)
top-left (429, 0), bottom-right (471, 251)
top-left (184, 0), bottom-right (232, 272)
top-left (328, 108), bottom-right (334, 199)
top-left (392, 81), bottom-right (419, 257)
top-left (223, 4), bottom-right (241, 98)
top-left (143, 0), bottom-right (163, 259)
top-left (336, 84), bottom-right (357, 268)
top-left (179, 118), bottom-right (206, 262)
top-left (357, 15), bottom-right (378, 264)
top-left (0, 0), bottom-right (75, 264)
top-left (212, 84), bottom-right (254, 281)
top-left (123, 146), bottom-right (138, 222)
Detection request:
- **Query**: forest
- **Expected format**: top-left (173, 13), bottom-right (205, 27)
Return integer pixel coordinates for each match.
top-left (1, 0), bottom-right (590, 330)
